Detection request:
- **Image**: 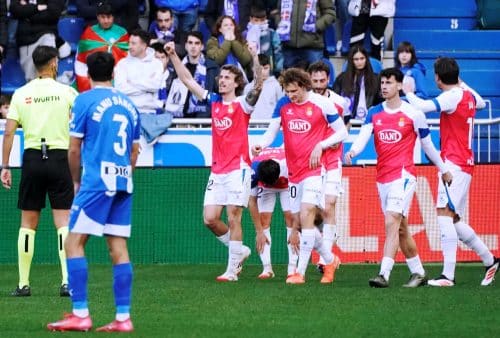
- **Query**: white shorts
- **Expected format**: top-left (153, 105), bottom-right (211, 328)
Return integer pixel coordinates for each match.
top-left (203, 168), bottom-right (251, 207)
top-left (289, 175), bottom-right (324, 214)
top-left (436, 162), bottom-right (471, 217)
top-left (324, 167), bottom-right (344, 197)
top-left (256, 188), bottom-right (290, 213)
top-left (377, 177), bottom-right (416, 217)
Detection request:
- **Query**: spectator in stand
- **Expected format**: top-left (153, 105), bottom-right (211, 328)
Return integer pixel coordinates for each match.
top-left (348, 0), bottom-right (395, 60)
top-left (154, 0), bottom-right (199, 33)
top-left (0, 0), bottom-right (7, 64)
top-left (395, 41), bottom-right (428, 99)
top-left (164, 31), bottom-right (219, 118)
top-left (205, 0), bottom-right (256, 32)
top-left (75, 2), bottom-right (129, 92)
top-left (149, 7), bottom-right (175, 44)
top-left (243, 6), bottom-right (283, 76)
top-left (76, 0), bottom-right (139, 32)
top-left (151, 42), bottom-right (174, 113)
top-left (9, 0), bottom-right (65, 81)
top-left (333, 45), bottom-right (382, 123)
top-left (206, 15), bottom-right (253, 82)
top-left (0, 94), bottom-right (10, 119)
top-left (114, 29), bottom-right (164, 142)
top-left (243, 54), bottom-right (283, 120)
top-left (275, 0), bottom-right (335, 69)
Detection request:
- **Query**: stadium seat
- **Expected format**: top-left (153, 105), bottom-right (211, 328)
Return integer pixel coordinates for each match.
top-left (1, 55), bottom-right (26, 94)
top-left (57, 54), bottom-right (76, 85)
top-left (323, 24), bottom-right (336, 56)
top-left (395, 0), bottom-right (477, 17)
top-left (394, 18), bottom-right (477, 30)
top-left (58, 17), bottom-right (86, 53)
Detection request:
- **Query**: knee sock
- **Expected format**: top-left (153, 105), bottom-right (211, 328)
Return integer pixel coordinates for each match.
top-left (455, 221), bottom-right (494, 267)
top-left (296, 229), bottom-right (315, 276)
top-left (406, 255), bottom-right (425, 276)
top-left (438, 216), bottom-right (458, 280)
top-left (57, 226), bottom-right (69, 285)
top-left (113, 263), bottom-right (133, 321)
top-left (259, 228), bottom-right (272, 271)
top-left (18, 228), bottom-right (35, 288)
top-left (67, 257), bottom-right (89, 318)
top-left (286, 228), bottom-right (298, 276)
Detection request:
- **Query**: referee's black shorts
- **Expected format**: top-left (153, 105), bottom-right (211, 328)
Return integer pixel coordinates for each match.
top-left (18, 149), bottom-right (74, 211)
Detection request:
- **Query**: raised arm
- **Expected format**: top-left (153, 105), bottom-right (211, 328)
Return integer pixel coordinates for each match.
top-left (164, 41), bottom-right (206, 100)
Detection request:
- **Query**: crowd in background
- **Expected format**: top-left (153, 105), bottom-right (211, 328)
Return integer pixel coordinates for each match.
top-left (0, 0), bottom-right (425, 138)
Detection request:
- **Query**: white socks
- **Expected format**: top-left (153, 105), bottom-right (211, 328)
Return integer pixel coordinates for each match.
top-left (296, 229), bottom-right (315, 276)
top-left (217, 231), bottom-right (230, 247)
top-left (314, 227), bottom-right (333, 265)
top-left (406, 255), bottom-right (425, 276)
top-left (379, 257), bottom-right (395, 281)
top-left (438, 216), bottom-right (458, 280)
top-left (228, 241), bottom-right (242, 274)
top-left (455, 221), bottom-right (495, 267)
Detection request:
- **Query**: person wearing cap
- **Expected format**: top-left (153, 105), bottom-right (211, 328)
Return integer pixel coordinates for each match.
top-left (75, 2), bottom-right (129, 92)
top-left (1, 45), bottom-right (78, 297)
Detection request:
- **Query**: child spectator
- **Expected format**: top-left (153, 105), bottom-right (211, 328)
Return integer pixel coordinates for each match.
top-left (395, 41), bottom-right (428, 99)
top-left (244, 6), bottom-right (283, 76)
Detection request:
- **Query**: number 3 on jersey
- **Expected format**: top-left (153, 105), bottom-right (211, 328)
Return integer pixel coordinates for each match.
top-left (113, 113), bottom-right (129, 156)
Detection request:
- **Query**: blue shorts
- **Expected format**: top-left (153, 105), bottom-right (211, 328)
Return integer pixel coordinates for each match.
top-left (69, 191), bottom-right (132, 238)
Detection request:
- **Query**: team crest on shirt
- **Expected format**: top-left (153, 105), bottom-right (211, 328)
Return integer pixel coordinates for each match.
top-left (214, 117), bottom-right (233, 130)
top-left (288, 119), bottom-right (311, 133)
top-left (378, 129), bottom-right (402, 143)
top-left (398, 117), bottom-right (405, 127)
top-left (376, 119), bottom-right (382, 126)
top-left (227, 104), bottom-right (234, 114)
top-left (306, 107), bottom-right (313, 116)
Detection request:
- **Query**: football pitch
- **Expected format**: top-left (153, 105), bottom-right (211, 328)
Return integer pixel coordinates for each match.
top-left (1, 264), bottom-right (499, 337)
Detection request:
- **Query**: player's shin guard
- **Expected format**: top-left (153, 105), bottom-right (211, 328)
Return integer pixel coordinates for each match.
top-left (57, 226), bottom-right (69, 285)
top-left (67, 257), bottom-right (89, 318)
top-left (18, 228), bottom-right (35, 288)
top-left (438, 216), bottom-right (458, 280)
top-left (296, 229), bottom-right (315, 276)
top-left (113, 263), bottom-right (133, 321)
top-left (455, 221), bottom-right (495, 266)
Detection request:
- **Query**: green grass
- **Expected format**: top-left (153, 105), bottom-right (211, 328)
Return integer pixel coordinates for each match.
top-left (1, 264), bottom-right (499, 337)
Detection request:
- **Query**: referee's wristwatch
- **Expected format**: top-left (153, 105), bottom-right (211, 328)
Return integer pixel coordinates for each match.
top-left (0, 164), bottom-right (9, 170)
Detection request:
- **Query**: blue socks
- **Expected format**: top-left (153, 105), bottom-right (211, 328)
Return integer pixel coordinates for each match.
top-left (113, 262), bottom-right (133, 318)
top-left (67, 257), bottom-right (89, 314)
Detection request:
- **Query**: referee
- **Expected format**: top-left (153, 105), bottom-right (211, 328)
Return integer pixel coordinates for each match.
top-left (1, 45), bottom-right (77, 297)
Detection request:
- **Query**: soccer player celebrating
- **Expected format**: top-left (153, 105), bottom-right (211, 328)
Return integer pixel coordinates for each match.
top-left (308, 60), bottom-right (349, 274)
top-left (249, 147), bottom-right (296, 279)
top-left (253, 68), bottom-right (348, 284)
top-left (403, 57), bottom-right (499, 286)
top-left (345, 68), bottom-right (452, 288)
top-left (47, 52), bottom-right (140, 332)
top-left (164, 41), bottom-right (264, 282)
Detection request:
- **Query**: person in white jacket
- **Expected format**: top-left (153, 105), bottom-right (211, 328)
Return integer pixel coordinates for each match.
top-left (114, 29), bottom-right (164, 114)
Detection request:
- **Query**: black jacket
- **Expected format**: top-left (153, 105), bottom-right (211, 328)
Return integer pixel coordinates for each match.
top-left (10, 0), bottom-right (65, 46)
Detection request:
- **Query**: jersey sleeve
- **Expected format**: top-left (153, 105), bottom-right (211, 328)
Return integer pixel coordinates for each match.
top-left (69, 96), bottom-right (87, 138)
top-left (272, 96), bottom-right (290, 119)
top-left (434, 89), bottom-right (462, 114)
top-left (236, 95), bottom-right (255, 115)
top-left (133, 108), bottom-right (141, 143)
top-left (412, 109), bottom-right (431, 139)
